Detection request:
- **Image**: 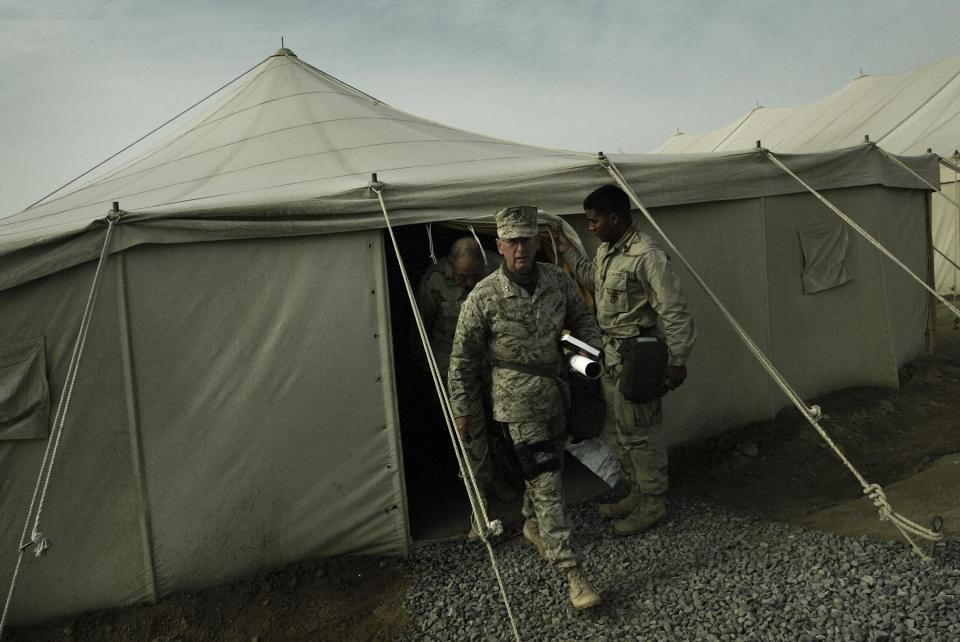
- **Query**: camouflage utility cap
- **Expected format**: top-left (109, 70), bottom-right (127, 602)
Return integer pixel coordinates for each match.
top-left (496, 206), bottom-right (539, 239)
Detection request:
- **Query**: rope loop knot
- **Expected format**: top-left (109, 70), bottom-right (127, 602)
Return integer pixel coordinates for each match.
top-left (863, 483), bottom-right (892, 522)
top-left (30, 531), bottom-right (51, 558)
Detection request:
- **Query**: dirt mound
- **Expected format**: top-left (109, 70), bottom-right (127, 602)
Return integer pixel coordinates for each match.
top-left (671, 356), bottom-right (960, 535)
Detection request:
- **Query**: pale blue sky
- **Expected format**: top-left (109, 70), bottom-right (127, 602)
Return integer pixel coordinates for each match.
top-left (2, 0), bottom-right (959, 215)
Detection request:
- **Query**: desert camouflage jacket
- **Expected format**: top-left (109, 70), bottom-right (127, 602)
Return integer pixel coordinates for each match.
top-left (415, 259), bottom-right (472, 375)
top-left (448, 263), bottom-right (601, 422)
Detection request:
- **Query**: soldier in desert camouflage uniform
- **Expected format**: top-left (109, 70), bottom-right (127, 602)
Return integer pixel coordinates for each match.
top-left (448, 206), bottom-right (604, 610)
top-left (558, 184), bottom-right (696, 537)
top-left (414, 238), bottom-right (518, 527)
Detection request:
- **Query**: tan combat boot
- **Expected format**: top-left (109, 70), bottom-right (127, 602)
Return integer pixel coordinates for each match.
top-left (613, 494), bottom-right (666, 536)
top-left (566, 568), bottom-right (602, 610)
top-left (522, 518), bottom-right (547, 559)
top-left (597, 487), bottom-right (644, 520)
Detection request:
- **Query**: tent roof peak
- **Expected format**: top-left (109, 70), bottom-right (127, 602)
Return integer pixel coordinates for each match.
top-left (272, 47), bottom-right (297, 58)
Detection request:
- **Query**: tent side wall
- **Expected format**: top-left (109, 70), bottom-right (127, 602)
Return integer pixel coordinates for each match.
top-left (763, 186), bottom-right (901, 408)
top-left (565, 183), bottom-right (930, 445)
top-left (0, 231), bottom-right (408, 625)
top-left (0, 260), bottom-right (147, 625)
top-left (932, 182), bottom-right (960, 295)
top-left (640, 198), bottom-right (775, 440)
top-left (875, 188), bottom-right (934, 367)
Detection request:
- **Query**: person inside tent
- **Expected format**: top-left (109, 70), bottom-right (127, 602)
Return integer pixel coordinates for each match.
top-left (448, 206), bottom-right (604, 610)
top-left (414, 237), bottom-right (520, 534)
top-left (555, 184), bottom-right (696, 536)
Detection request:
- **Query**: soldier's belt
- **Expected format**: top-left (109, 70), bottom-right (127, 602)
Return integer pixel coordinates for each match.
top-left (491, 359), bottom-right (562, 379)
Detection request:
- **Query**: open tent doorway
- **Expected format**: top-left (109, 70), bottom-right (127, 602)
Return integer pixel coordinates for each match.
top-left (384, 223), bottom-right (505, 542)
top-left (384, 222), bottom-right (611, 542)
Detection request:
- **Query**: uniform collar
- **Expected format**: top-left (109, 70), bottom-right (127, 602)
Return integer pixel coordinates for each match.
top-left (496, 263), bottom-right (538, 297)
top-left (600, 225), bottom-right (640, 260)
top-left (610, 225), bottom-right (640, 253)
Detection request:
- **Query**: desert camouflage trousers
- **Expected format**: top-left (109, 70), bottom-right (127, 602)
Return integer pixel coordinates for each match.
top-left (510, 416), bottom-right (578, 570)
top-left (601, 340), bottom-right (669, 495)
top-left (462, 410), bottom-right (492, 489)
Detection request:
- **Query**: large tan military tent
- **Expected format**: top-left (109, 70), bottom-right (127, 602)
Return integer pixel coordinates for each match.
top-left (655, 50), bottom-right (960, 296)
top-left (0, 49), bottom-right (941, 624)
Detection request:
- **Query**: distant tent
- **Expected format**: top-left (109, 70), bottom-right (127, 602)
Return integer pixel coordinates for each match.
top-left (654, 51), bottom-right (960, 296)
top-left (0, 49), bottom-right (941, 625)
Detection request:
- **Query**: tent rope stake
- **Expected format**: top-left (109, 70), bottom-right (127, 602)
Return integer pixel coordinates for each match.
top-left (370, 182), bottom-right (521, 642)
top-left (599, 155), bottom-right (942, 559)
top-left (766, 150), bottom-right (960, 321)
top-left (1, 213), bottom-right (119, 640)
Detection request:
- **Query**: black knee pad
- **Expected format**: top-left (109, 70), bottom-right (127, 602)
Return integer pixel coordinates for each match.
top-left (513, 440), bottom-right (560, 481)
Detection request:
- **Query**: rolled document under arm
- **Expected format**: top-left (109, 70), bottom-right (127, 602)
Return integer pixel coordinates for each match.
top-left (561, 333), bottom-right (602, 380)
top-left (566, 352), bottom-right (601, 379)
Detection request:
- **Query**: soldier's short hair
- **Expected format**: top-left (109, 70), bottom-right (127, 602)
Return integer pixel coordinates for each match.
top-left (583, 184), bottom-right (631, 219)
top-left (449, 237), bottom-right (484, 263)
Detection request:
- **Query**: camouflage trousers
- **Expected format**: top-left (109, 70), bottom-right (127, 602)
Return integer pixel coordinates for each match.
top-left (510, 416), bottom-right (578, 570)
top-left (601, 341), bottom-right (669, 496)
top-left (462, 411), bottom-right (492, 490)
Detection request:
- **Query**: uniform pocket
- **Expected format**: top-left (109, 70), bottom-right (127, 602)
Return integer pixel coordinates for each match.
top-left (603, 271), bottom-right (630, 312)
top-left (492, 318), bottom-right (529, 337)
top-left (490, 317), bottom-right (531, 362)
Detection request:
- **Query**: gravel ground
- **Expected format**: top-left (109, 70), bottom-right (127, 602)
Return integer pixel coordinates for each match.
top-left (396, 497), bottom-right (960, 642)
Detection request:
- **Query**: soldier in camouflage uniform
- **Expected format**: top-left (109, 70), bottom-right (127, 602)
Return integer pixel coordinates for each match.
top-left (558, 184), bottom-right (696, 536)
top-left (448, 206), bottom-right (604, 610)
top-left (416, 238), bottom-right (490, 376)
top-left (414, 239), bottom-right (518, 523)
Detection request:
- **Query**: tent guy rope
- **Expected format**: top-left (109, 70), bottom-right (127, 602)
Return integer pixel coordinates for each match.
top-left (426, 223), bottom-right (438, 264)
top-left (600, 154), bottom-right (943, 559)
top-left (934, 246), bottom-right (960, 272)
top-left (0, 210), bottom-right (119, 640)
top-left (883, 148), bottom-right (960, 302)
top-left (467, 225), bottom-right (489, 266)
top-left (14, 60), bottom-right (265, 216)
top-left (370, 182), bottom-right (522, 642)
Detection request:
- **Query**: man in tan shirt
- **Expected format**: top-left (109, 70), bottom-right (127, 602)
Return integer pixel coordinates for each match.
top-left (557, 184), bottom-right (696, 536)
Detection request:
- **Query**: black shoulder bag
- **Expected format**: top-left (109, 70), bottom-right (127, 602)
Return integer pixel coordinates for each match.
top-left (617, 335), bottom-right (668, 403)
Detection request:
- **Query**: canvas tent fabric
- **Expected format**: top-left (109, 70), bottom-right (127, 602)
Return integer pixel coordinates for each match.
top-left (0, 49), bottom-right (940, 292)
top-left (654, 51), bottom-right (960, 295)
top-left (0, 48), bottom-right (942, 625)
top-left (935, 163), bottom-right (960, 295)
